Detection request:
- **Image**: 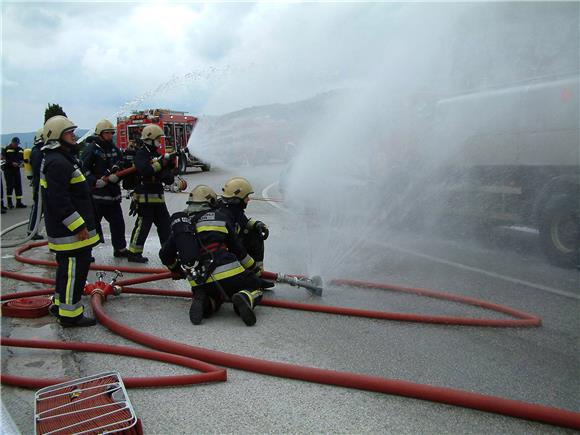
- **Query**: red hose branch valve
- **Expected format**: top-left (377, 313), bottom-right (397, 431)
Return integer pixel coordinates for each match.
top-left (84, 270), bottom-right (123, 300)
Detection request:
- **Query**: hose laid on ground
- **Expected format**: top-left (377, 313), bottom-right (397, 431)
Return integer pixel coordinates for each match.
top-left (2, 242), bottom-right (579, 430)
top-left (0, 338), bottom-right (226, 388)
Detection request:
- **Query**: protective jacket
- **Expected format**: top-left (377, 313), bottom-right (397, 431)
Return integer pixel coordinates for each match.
top-left (41, 147), bottom-right (100, 253)
top-left (80, 137), bottom-right (124, 203)
top-left (133, 143), bottom-right (174, 204)
top-left (159, 207), bottom-right (255, 287)
top-left (30, 143), bottom-right (44, 189)
top-left (1, 145), bottom-right (24, 171)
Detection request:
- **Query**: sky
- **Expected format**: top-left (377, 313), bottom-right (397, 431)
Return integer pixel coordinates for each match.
top-left (1, 0), bottom-right (412, 134)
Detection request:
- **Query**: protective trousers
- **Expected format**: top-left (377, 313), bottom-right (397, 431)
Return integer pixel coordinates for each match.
top-left (195, 269), bottom-right (267, 312)
top-left (128, 203), bottom-right (170, 254)
top-left (241, 229), bottom-right (265, 263)
top-left (54, 249), bottom-right (92, 319)
top-left (4, 168), bottom-right (23, 205)
top-left (94, 202), bottom-right (127, 251)
top-left (27, 185), bottom-right (40, 234)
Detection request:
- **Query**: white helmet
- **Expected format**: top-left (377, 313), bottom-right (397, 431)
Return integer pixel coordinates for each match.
top-left (42, 115), bottom-right (77, 149)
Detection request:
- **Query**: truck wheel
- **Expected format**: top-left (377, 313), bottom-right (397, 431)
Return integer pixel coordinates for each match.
top-left (178, 154), bottom-right (187, 175)
top-left (539, 194), bottom-right (579, 268)
top-left (201, 164), bottom-right (211, 172)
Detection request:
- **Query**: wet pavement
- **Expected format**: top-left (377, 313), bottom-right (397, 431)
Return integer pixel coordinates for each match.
top-left (1, 163), bottom-right (579, 434)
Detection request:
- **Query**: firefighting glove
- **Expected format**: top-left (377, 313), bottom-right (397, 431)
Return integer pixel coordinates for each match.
top-left (169, 263), bottom-right (187, 280)
top-left (254, 221), bottom-right (269, 240)
top-left (129, 199), bottom-right (138, 217)
top-left (108, 173), bottom-right (120, 184)
top-left (95, 178), bottom-right (107, 189)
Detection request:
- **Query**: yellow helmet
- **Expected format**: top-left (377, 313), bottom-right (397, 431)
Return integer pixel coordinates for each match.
top-left (43, 115), bottom-right (77, 144)
top-left (141, 124), bottom-right (164, 141)
top-left (95, 119), bottom-right (116, 136)
top-left (34, 128), bottom-right (44, 145)
top-left (222, 177), bottom-right (254, 200)
top-left (188, 185), bottom-right (217, 205)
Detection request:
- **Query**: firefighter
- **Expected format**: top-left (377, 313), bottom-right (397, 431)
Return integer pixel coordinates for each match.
top-left (1, 137), bottom-right (27, 208)
top-left (41, 115), bottom-right (100, 327)
top-left (159, 185), bottom-right (274, 326)
top-left (26, 128), bottom-right (45, 239)
top-left (80, 119), bottom-right (128, 257)
top-left (219, 177), bottom-right (269, 276)
top-left (127, 124), bottom-right (174, 263)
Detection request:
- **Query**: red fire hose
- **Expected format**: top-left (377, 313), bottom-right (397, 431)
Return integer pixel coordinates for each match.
top-left (1, 242), bottom-right (579, 430)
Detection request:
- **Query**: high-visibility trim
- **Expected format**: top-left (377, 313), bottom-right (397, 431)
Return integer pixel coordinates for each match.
top-left (152, 161), bottom-right (162, 172)
top-left (197, 225), bottom-right (228, 234)
top-left (247, 218), bottom-right (257, 228)
top-left (92, 194), bottom-right (122, 201)
top-left (65, 257), bottom-right (75, 308)
top-left (40, 179), bottom-right (47, 188)
top-left (241, 255), bottom-right (254, 269)
top-left (70, 169), bottom-right (86, 184)
top-left (16, 196), bottom-right (22, 200)
top-left (62, 211), bottom-right (85, 231)
top-left (129, 217), bottom-right (144, 253)
top-left (197, 219), bottom-right (226, 227)
top-left (189, 263), bottom-right (245, 287)
top-left (59, 303), bottom-right (84, 318)
top-left (134, 193), bottom-right (165, 204)
top-left (67, 217), bottom-right (85, 232)
top-left (48, 233), bottom-right (100, 252)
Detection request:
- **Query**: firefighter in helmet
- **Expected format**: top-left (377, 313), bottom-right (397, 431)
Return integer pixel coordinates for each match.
top-left (219, 176), bottom-right (269, 276)
top-left (1, 136), bottom-right (26, 208)
top-left (159, 184), bottom-right (274, 326)
top-left (26, 128), bottom-right (45, 239)
top-left (127, 124), bottom-right (175, 262)
top-left (80, 119), bottom-right (128, 258)
top-left (41, 115), bottom-right (100, 327)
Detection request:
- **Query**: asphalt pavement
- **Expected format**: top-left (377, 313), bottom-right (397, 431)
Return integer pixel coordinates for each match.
top-left (1, 163), bottom-right (579, 434)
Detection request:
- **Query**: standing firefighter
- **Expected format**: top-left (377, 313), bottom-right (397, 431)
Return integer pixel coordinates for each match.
top-left (80, 119), bottom-right (128, 258)
top-left (1, 137), bottom-right (27, 208)
top-left (41, 115), bottom-right (100, 327)
top-left (127, 124), bottom-right (174, 263)
top-left (219, 177), bottom-right (269, 275)
top-left (159, 185), bottom-right (274, 326)
top-left (26, 128), bottom-right (45, 239)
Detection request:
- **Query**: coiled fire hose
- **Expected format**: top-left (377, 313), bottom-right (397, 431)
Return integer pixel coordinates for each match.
top-left (1, 242), bottom-right (579, 430)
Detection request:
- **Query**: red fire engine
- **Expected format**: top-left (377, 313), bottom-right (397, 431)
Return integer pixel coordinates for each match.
top-left (116, 109), bottom-right (210, 174)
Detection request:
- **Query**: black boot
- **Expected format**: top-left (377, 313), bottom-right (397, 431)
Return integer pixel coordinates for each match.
top-left (58, 314), bottom-right (97, 328)
top-left (7, 200), bottom-right (13, 209)
top-left (127, 253), bottom-right (149, 263)
top-left (114, 248), bottom-right (129, 258)
top-left (1, 205), bottom-right (6, 214)
top-left (16, 201), bottom-right (27, 208)
top-left (189, 289), bottom-right (208, 325)
top-left (232, 290), bottom-right (259, 326)
top-left (49, 304), bottom-right (59, 318)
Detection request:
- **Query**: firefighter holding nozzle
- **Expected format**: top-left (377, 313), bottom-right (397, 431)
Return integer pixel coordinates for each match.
top-left (219, 176), bottom-right (269, 276)
top-left (159, 185), bottom-right (274, 326)
top-left (127, 124), bottom-right (175, 263)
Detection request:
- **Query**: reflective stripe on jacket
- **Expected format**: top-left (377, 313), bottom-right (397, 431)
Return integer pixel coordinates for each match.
top-left (41, 148), bottom-right (100, 253)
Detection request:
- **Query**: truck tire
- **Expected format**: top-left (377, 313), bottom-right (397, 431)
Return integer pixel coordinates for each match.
top-left (539, 194), bottom-right (579, 268)
top-left (178, 154), bottom-right (187, 175)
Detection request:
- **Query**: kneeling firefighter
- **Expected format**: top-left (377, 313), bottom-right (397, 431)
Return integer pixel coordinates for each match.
top-left (159, 185), bottom-right (275, 326)
top-left (219, 177), bottom-right (269, 275)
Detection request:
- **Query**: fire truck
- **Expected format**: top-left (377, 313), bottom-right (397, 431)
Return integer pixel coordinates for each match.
top-left (116, 109), bottom-right (210, 174)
